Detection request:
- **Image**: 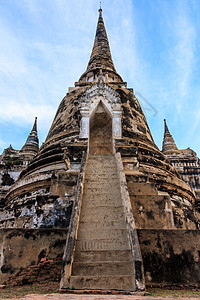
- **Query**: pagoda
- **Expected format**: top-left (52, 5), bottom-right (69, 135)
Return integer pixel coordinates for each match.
top-left (0, 8), bottom-right (199, 292)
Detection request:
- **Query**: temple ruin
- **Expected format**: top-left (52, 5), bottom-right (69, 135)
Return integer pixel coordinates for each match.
top-left (0, 9), bottom-right (200, 291)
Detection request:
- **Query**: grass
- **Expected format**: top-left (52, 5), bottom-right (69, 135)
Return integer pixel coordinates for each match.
top-left (0, 284), bottom-right (200, 299)
top-left (0, 282), bottom-right (59, 299)
top-left (146, 287), bottom-right (200, 298)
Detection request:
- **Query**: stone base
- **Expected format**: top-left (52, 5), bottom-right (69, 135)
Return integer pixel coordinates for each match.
top-left (0, 228), bottom-right (68, 284)
top-left (59, 288), bottom-right (145, 296)
top-left (138, 229), bottom-right (200, 287)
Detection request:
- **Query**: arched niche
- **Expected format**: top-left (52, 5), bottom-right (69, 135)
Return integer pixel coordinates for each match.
top-left (89, 101), bottom-right (113, 155)
top-left (79, 84), bottom-right (122, 140)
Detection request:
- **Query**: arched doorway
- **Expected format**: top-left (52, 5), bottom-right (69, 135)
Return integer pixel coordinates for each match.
top-left (89, 101), bottom-right (113, 155)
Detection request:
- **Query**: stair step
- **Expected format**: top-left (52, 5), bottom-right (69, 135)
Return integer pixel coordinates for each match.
top-left (83, 189), bottom-right (120, 196)
top-left (86, 167), bottom-right (116, 171)
top-left (82, 190), bottom-right (121, 198)
top-left (78, 219), bottom-right (126, 229)
top-left (86, 173), bottom-right (117, 178)
top-left (86, 165), bottom-right (116, 169)
top-left (87, 157), bottom-right (115, 162)
top-left (75, 239), bottom-right (130, 251)
top-left (86, 166), bottom-right (116, 171)
top-left (77, 228), bottom-right (128, 240)
top-left (84, 183), bottom-right (120, 189)
top-left (74, 250), bottom-right (133, 262)
top-left (86, 164), bottom-right (115, 168)
top-left (80, 206), bottom-right (124, 216)
top-left (79, 210), bottom-right (125, 222)
top-left (81, 202), bottom-right (122, 208)
top-left (72, 261), bottom-right (134, 276)
top-left (85, 173), bottom-right (118, 178)
top-left (87, 157), bottom-right (115, 163)
top-left (81, 195), bottom-right (123, 206)
top-left (70, 275), bottom-right (135, 290)
top-left (85, 179), bottom-right (119, 184)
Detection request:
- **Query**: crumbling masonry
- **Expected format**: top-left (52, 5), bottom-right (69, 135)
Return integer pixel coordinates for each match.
top-left (0, 9), bottom-right (200, 291)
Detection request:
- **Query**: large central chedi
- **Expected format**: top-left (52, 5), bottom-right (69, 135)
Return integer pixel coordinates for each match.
top-left (1, 9), bottom-right (200, 292)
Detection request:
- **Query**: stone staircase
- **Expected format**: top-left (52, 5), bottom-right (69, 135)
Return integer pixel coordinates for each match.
top-left (69, 154), bottom-right (135, 291)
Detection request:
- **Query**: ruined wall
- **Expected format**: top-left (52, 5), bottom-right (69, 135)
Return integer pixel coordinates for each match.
top-left (138, 229), bottom-right (200, 286)
top-left (127, 177), bottom-right (199, 230)
top-left (0, 165), bottom-right (22, 209)
top-left (0, 228), bottom-right (68, 284)
top-left (171, 195), bottom-right (200, 229)
top-left (129, 182), bottom-right (174, 229)
top-left (0, 155), bottom-right (82, 228)
top-left (0, 184), bottom-right (73, 229)
top-left (1, 228), bottom-right (199, 286)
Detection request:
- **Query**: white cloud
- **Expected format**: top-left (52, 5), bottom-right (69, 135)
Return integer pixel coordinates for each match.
top-left (0, 0), bottom-right (199, 157)
top-left (0, 101), bottom-right (55, 127)
top-left (0, 23), bottom-right (27, 78)
top-left (169, 10), bottom-right (196, 98)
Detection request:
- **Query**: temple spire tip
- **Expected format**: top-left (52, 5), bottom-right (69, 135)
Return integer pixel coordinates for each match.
top-left (32, 117), bottom-right (37, 133)
top-left (99, 1), bottom-right (102, 12)
top-left (78, 6), bottom-right (124, 84)
top-left (164, 119), bottom-right (169, 134)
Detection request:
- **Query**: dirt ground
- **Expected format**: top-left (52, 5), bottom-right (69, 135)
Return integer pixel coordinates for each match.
top-left (0, 282), bottom-right (200, 299)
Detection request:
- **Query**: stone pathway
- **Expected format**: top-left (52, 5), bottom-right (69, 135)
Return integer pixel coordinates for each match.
top-left (8, 294), bottom-right (199, 300)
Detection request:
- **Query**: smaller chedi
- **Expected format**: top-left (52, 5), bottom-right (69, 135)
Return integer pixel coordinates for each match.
top-left (162, 119), bottom-right (200, 212)
top-left (0, 117), bottom-right (39, 209)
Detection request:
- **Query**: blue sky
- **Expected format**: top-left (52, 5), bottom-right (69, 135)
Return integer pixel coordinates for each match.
top-left (0, 0), bottom-right (200, 157)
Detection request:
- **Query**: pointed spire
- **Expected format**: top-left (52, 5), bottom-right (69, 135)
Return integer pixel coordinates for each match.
top-left (78, 9), bottom-right (123, 84)
top-left (162, 119), bottom-right (179, 155)
top-left (164, 119), bottom-right (170, 133)
top-left (87, 8), bottom-right (116, 73)
top-left (20, 117), bottom-right (39, 160)
top-left (32, 117), bottom-right (37, 133)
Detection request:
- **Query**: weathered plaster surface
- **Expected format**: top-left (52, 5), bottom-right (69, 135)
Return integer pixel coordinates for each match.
top-left (138, 229), bottom-right (200, 286)
top-left (0, 228), bottom-right (68, 284)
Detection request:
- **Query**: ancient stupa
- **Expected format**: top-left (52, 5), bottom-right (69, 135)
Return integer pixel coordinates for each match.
top-left (20, 117), bottom-right (39, 161)
top-left (1, 8), bottom-right (199, 291)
